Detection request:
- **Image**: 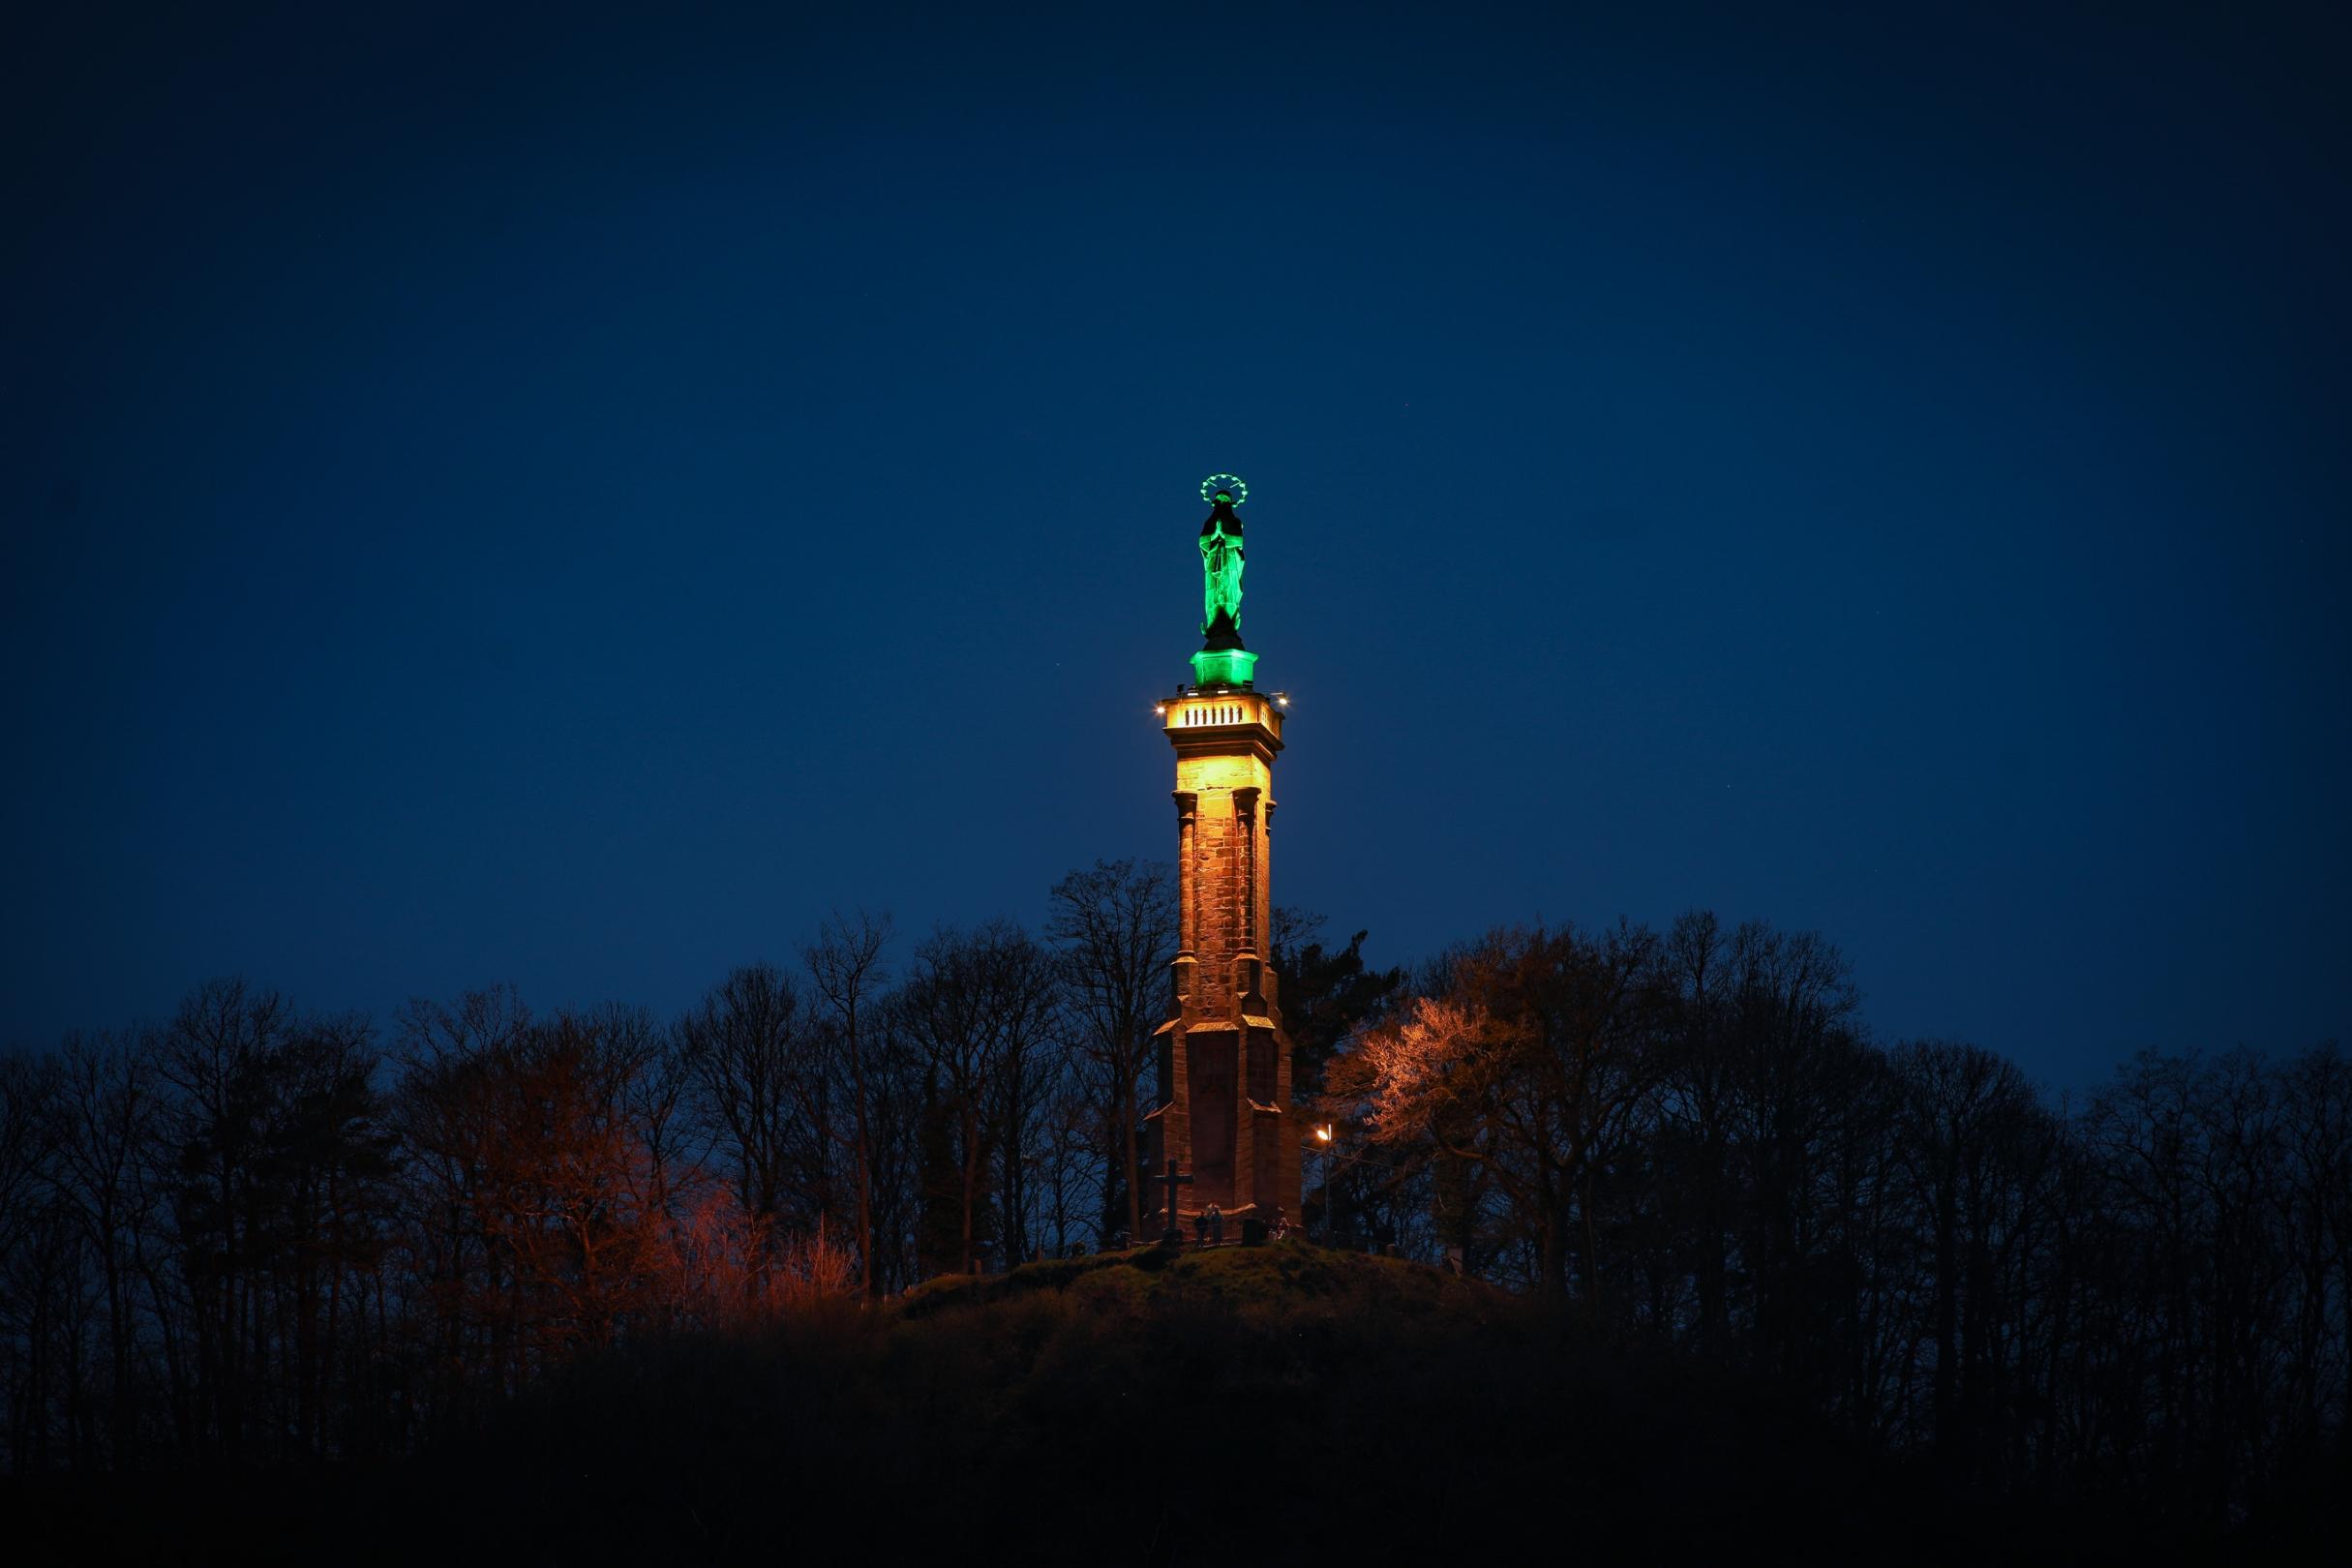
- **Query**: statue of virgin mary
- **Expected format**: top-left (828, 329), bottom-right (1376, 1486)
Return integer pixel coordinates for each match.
top-left (1199, 497), bottom-right (1245, 643)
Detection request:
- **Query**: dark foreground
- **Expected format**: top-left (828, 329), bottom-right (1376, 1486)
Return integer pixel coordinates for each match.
top-left (10, 1244), bottom-right (2345, 1565)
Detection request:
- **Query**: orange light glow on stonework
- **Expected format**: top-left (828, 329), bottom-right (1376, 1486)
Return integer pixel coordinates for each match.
top-left (1146, 490), bottom-right (1302, 1237)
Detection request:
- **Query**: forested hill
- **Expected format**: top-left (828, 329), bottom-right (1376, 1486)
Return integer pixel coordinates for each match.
top-left (17, 1241), bottom-right (2291, 1566)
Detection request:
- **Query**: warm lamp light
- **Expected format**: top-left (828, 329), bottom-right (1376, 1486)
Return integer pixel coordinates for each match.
top-left (1315, 1125), bottom-right (1333, 1143)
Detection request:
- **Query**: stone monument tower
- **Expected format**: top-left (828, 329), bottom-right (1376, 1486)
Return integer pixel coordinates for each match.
top-left (1147, 476), bottom-right (1302, 1235)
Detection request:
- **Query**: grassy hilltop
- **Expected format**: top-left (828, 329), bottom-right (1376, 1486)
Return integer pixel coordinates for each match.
top-left (37, 1243), bottom-right (2065, 1565)
top-left (396, 1242), bottom-right (1998, 1565)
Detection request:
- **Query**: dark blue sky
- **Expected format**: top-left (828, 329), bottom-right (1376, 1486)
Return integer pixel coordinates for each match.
top-left (6, 2), bottom-right (2346, 1085)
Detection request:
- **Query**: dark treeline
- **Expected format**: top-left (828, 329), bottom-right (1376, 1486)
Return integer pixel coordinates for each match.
top-left (1327, 916), bottom-right (2350, 1533)
top-left (4, 888), bottom-right (2345, 1542)
top-left (0, 861), bottom-right (1215, 1472)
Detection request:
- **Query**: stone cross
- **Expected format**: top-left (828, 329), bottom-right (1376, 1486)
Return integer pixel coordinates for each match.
top-left (1156, 1157), bottom-right (1194, 1246)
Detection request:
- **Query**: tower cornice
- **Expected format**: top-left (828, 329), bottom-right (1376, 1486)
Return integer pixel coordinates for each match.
top-left (1161, 689), bottom-right (1285, 763)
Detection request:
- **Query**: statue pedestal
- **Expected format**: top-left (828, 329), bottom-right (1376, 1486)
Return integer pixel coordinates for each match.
top-left (1190, 648), bottom-right (1258, 686)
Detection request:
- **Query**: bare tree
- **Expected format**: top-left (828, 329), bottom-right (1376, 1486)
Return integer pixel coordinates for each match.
top-left (155, 978), bottom-right (293, 1461)
top-left (899, 921), bottom-right (1059, 1273)
top-left (0, 1047), bottom-right (64, 1470)
top-left (1036, 1060), bottom-right (1098, 1258)
top-left (1047, 860), bottom-right (1174, 1244)
top-left (677, 964), bottom-right (812, 1230)
top-left (989, 930), bottom-right (1064, 1267)
top-left (1891, 1039), bottom-right (2049, 1476)
top-left (50, 1029), bottom-right (159, 1467)
top-left (595, 1001), bottom-right (696, 1225)
top-left (804, 910), bottom-right (892, 1298)
top-left (1335, 923), bottom-right (1667, 1301)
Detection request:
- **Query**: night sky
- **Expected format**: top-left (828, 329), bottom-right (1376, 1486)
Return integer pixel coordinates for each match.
top-left (5, 2), bottom-right (2346, 1087)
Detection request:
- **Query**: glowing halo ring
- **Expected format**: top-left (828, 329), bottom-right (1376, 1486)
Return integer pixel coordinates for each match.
top-left (1199, 473), bottom-right (1249, 507)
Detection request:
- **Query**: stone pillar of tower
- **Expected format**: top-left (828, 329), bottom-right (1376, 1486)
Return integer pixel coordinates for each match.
top-left (1147, 478), bottom-right (1302, 1235)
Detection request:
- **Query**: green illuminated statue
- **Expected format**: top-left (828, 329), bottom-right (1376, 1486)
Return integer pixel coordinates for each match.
top-left (1200, 506), bottom-right (1245, 637)
top-left (1190, 476), bottom-right (1258, 687)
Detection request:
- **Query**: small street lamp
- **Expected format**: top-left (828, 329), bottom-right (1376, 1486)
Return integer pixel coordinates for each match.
top-left (1312, 1124), bottom-right (1335, 1243)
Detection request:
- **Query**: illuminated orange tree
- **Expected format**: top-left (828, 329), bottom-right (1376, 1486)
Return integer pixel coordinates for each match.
top-left (1330, 924), bottom-right (1667, 1301)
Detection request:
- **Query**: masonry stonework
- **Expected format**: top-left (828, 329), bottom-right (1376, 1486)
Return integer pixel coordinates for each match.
top-left (1148, 690), bottom-right (1301, 1233)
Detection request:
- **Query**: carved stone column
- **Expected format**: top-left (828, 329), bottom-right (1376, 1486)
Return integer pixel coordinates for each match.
top-left (1170, 791), bottom-right (1198, 1013)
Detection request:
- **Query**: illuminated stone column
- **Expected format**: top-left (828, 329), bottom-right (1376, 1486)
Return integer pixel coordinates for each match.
top-left (1147, 477), bottom-right (1299, 1231)
top-left (1171, 790), bottom-right (1198, 1011)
